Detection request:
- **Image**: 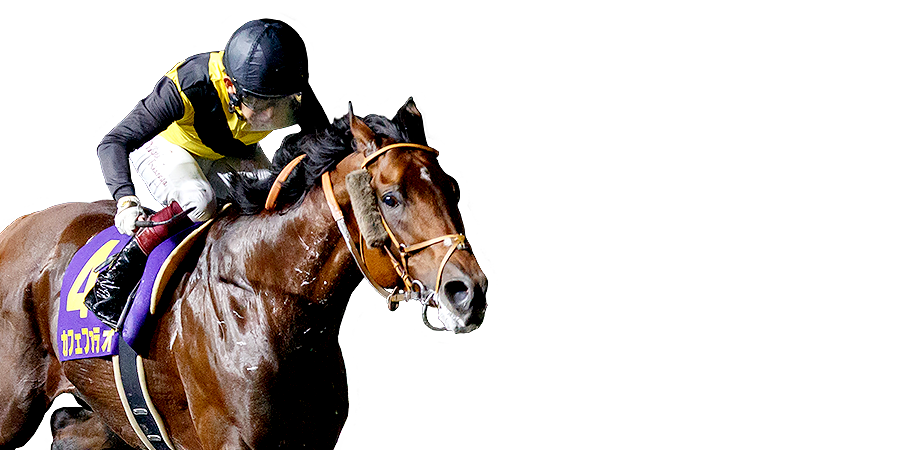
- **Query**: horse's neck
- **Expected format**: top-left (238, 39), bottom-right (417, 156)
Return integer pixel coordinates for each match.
top-left (219, 188), bottom-right (350, 302)
top-left (164, 187), bottom-right (362, 432)
top-left (189, 156), bottom-right (362, 350)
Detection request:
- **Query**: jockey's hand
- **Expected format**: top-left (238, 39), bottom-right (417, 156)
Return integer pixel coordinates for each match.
top-left (114, 196), bottom-right (144, 236)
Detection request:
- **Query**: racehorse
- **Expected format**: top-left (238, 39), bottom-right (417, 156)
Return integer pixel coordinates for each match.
top-left (0, 98), bottom-right (487, 449)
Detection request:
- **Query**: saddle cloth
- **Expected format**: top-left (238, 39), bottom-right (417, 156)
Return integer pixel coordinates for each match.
top-left (57, 220), bottom-right (208, 362)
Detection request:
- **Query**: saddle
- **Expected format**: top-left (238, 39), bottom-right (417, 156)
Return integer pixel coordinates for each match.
top-left (58, 208), bottom-right (224, 450)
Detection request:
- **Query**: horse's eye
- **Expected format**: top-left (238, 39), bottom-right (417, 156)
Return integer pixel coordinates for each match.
top-left (381, 193), bottom-right (400, 208)
top-left (450, 177), bottom-right (461, 202)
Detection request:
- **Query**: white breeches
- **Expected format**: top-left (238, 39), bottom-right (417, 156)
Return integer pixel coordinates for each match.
top-left (129, 136), bottom-right (271, 222)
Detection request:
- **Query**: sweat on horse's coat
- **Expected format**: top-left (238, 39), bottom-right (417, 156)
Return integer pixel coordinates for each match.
top-left (0, 97), bottom-right (487, 449)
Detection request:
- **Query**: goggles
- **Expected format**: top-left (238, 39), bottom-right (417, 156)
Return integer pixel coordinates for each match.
top-left (241, 92), bottom-right (302, 112)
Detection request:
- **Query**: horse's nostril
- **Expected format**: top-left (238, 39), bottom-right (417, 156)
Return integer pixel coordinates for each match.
top-left (444, 280), bottom-right (470, 306)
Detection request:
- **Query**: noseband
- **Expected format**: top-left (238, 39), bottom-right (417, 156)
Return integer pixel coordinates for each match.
top-left (269, 143), bottom-right (467, 331)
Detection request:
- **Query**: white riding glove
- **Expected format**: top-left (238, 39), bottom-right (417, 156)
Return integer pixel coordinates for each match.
top-left (114, 195), bottom-right (144, 236)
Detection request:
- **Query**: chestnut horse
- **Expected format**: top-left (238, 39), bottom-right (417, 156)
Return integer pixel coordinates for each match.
top-left (0, 99), bottom-right (487, 449)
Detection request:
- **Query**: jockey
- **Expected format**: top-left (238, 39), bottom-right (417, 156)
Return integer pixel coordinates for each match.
top-left (85, 19), bottom-right (328, 328)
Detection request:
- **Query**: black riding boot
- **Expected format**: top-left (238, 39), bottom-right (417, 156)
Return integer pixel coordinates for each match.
top-left (84, 201), bottom-right (191, 329)
top-left (83, 239), bottom-right (147, 328)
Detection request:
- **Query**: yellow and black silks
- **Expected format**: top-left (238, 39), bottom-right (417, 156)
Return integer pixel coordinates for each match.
top-left (160, 51), bottom-right (272, 160)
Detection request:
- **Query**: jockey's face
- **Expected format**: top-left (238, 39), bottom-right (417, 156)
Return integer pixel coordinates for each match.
top-left (224, 76), bottom-right (297, 131)
top-left (240, 94), bottom-right (296, 131)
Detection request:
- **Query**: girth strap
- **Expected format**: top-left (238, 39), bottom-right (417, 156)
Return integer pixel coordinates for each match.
top-left (113, 339), bottom-right (175, 450)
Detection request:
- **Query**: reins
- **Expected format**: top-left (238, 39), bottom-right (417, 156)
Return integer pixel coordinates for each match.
top-left (264, 154), bottom-right (307, 210)
top-left (265, 143), bottom-right (467, 331)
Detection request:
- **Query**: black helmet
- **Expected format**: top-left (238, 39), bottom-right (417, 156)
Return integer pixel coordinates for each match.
top-left (223, 19), bottom-right (308, 98)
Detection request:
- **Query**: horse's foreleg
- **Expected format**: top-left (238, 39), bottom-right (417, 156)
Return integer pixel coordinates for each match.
top-left (58, 357), bottom-right (153, 450)
top-left (0, 293), bottom-right (53, 448)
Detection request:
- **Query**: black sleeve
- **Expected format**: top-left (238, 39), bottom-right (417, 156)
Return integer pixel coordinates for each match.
top-left (97, 76), bottom-right (184, 200)
top-left (293, 82), bottom-right (329, 135)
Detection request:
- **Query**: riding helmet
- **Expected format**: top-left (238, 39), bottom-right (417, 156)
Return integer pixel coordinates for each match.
top-left (223, 19), bottom-right (309, 98)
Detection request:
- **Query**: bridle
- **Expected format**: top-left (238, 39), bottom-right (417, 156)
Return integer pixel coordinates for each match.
top-left (267, 143), bottom-right (468, 331)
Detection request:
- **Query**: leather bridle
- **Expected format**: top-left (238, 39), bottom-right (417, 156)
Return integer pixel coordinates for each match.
top-left (267, 143), bottom-right (468, 331)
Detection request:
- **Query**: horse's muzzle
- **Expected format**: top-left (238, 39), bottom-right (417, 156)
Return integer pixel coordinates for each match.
top-left (441, 278), bottom-right (485, 325)
top-left (439, 272), bottom-right (488, 333)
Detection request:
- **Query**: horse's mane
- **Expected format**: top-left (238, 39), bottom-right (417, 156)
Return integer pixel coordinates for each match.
top-left (228, 114), bottom-right (409, 214)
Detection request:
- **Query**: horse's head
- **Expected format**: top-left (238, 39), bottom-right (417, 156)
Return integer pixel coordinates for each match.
top-left (338, 99), bottom-right (487, 333)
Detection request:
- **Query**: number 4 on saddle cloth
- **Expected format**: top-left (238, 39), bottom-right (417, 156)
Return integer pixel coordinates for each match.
top-left (58, 219), bottom-right (208, 362)
top-left (57, 213), bottom-right (219, 450)
top-left (57, 224), bottom-right (194, 361)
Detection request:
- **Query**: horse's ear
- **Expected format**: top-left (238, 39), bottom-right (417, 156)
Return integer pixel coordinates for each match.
top-left (400, 99), bottom-right (433, 142)
top-left (400, 98), bottom-right (422, 130)
top-left (400, 98), bottom-right (422, 118)
top-left (347, 102), bottom-right (376, 155)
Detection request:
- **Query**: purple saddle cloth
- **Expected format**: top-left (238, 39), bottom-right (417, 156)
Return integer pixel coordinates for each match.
top-left (58, 224), bottom-right (200, 361)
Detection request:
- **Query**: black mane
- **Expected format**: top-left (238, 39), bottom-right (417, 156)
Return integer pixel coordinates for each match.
top-left (228, 114), bottom-right (409, 214)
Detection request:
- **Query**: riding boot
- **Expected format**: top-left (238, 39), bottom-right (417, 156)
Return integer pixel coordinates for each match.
top-left (84, 201), bottom-right (191, 328)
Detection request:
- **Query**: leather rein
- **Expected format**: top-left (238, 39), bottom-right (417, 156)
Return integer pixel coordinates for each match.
top-left (266, 143), bottom-right (467, 331)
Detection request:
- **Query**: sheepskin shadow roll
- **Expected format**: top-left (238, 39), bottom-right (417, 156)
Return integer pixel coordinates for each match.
top-left (346, 169), bottom-right (389, 247)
